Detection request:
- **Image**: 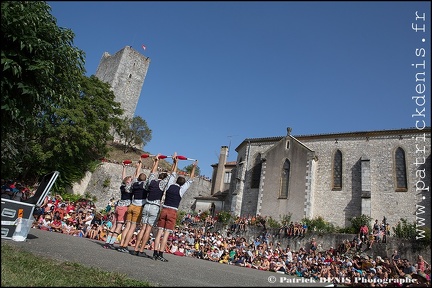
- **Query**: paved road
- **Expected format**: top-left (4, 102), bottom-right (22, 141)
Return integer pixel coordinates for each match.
top-left (3, 229), bottom-right (334, 287)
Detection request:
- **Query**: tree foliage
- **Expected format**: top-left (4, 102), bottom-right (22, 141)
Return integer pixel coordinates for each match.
top-left (347, 214), bottom-right (373, 234)
top-left (114, 116), bottom-right (152, 153)
top-left (1, 2), bottom-right (126, 190)
top-left (1, 2), bottom-right (85, 173)
top-left (184, 163), bottom-right (201, 176)
top-left (302, 216), bottom-right (337, 233)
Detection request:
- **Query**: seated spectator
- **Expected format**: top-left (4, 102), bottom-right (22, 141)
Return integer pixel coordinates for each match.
top-left (208, 247), bottom-right (221, 262)
top-left (128, 231), bottom-right (137, 247)
top-left (50, 215), bottom-right (62, 232)
top-left (352, 234), bottom-right (362, 252)
top-left (174, 243), bottom-right (186, 257)
top-left (219, 250), bottom-right (230, 264)
top-left (232, 252), bottom-right (247, 267)
top-left (87, 223), bottom-right (99, 239)
top-left (272, 257), bottom-right (287, 273)
top-left (62, 219), bottom-right (78, 235)
top-left (38, 214), bottom-right (52, 231)
top-left (1, 187), bottom-right (14, 199)
top-left (367, 232), bottom-right (375, 249)
top-left (310, 237), bottom-right (317, 252)
top-left (417, 255), bottom-right (429, 273)
top-left (12, 184), bottom-right (26, 201)
top-left (344, 239), bottom-right (351, 254)
top-left (402, 259), bottom-right (417, 277)
top-left (259, 257), bottom-right (271, 271)
top-left (170, 241), bottom-right (179, 254)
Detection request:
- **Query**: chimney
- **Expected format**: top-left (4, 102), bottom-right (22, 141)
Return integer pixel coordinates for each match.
top-left (213, 146), bottom-right (229, 195)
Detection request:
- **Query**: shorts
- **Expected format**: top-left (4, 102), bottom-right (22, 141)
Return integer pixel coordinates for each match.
top-left (141, 203), bottom-right (160, 226)
top-left (115, 205), bottom-right (129, 223)
top-left (156, 207), bottom-right (177, 231)
top-left (125, 204), bottom-right (143, 224)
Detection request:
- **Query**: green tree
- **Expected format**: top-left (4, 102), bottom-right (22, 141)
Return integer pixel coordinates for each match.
top-left (216, 211), bottom-right (232, 225)
top-left (1, 1), bottom-right (85, 178)
top-left (302, 216), bottom-right (337, 233)
top-left (183, 163), bottom-right (201, 176)
top-left (114, 116), bottom-right (152, 153)
top-left (348, 214), bottom-right (373, 235)
top-left (22, 75), bottom-right (124, 189)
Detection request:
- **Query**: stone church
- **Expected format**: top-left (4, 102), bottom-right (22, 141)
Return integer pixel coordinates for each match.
top-left (89, 46), bottom-right (430, 230)
top-left (204, 127), bottom-right (431, 229)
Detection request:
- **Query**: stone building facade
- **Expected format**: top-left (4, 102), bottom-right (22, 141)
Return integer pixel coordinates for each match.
top-left (209, 127), bottom-right (431, 230)
top-left (95, 46), bottom-right (150, 121)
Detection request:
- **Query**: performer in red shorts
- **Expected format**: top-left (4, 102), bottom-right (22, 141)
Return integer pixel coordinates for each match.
top-left (152, 154), bottom-right (197, 262)
top-left (102, 162), bottom-right (140, 249)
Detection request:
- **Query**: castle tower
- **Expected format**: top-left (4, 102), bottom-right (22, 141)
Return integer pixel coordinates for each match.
top-left (95, 46), bottom-right (150, 120)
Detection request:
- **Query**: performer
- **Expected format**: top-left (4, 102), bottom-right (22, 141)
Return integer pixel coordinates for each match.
top-left (152, 154), bottom-right (197, 262)
top-left (117, 159), bottom-right (149, 253)
top-left (131, 154), bottom-right (176, 257)
top-left (102, 162), bottom-right (140, 249)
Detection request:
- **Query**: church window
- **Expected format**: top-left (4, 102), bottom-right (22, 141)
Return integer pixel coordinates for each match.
top-left (280, 159), bottom-right (290, 198)
top-left (395, 147), bottom-right (408, 191)
top-left (251, 154), bottom-right (262, 188)
top-left (332, 150), bottom-right (342, 190)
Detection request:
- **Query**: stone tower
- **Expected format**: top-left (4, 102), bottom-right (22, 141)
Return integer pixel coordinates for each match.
top-left (95, 46), bottom-right (150, 120)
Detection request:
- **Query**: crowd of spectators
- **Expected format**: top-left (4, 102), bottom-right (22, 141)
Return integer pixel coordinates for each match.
top-left (138, 224), bottom-right (430, 287)
top-left (1, 179), bottom-right (32, 202)
top-left (29, 194), bottom-right (113, 241)
top-left (2, 177), bottom-right (430, 287)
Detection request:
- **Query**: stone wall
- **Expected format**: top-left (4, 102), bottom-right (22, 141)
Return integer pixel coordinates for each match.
top-left (302, 132), bottom-right (431, 229)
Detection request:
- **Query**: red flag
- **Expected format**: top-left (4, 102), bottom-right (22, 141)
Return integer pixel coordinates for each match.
top-left (142, 44), bottom-right (146, 50)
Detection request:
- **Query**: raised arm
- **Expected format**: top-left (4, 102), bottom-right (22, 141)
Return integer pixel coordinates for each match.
top-left (121, 163), bottom-right (127, 180)
top-left (132, 159), bottom-right (142, 180)
top-left (151, 154), bottom-right (161, 173)
top-left (190, 160), bottom-right (198, 179)
top-left (171, 152), bottom-right (178, 173)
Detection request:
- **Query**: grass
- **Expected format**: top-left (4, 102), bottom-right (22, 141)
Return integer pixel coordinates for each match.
top-left (1, 243), bottom-right (151, 287)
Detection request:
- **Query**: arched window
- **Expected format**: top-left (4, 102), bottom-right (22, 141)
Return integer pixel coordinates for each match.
top-left (333, 150), bottom-right (342, 190)
top-left (280, 159), bottom-right (290, 198)
top-left (251, 154), bottom-right (262, 188)
top-left (395, 147), bottom-right (407, 191)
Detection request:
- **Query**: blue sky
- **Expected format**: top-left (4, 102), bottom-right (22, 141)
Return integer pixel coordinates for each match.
top-left (48, 1), bottom-right (431, 177)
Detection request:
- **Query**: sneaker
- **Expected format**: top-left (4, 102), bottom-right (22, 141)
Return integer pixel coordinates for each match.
top-left (157, 255), bottom-right (168, 262)
top-left (117, 247), bottom-right (129, 253)
top-left (138, 252), bottom-right (149, 258)
top-left (103, 243), bottom-right (115, 249)
top-left (130, 250), bottom-right (139, 256)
